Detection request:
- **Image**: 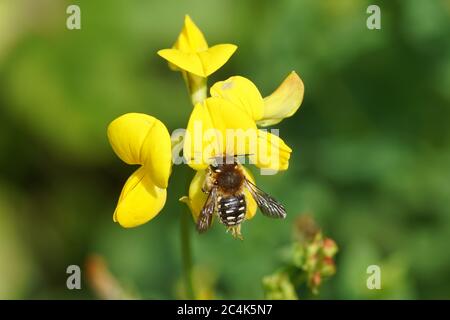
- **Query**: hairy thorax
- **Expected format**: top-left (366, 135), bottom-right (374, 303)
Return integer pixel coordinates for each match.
top-left (215, 164), bottom-right (244, 193)
top-left (204, 163), bottom-right (245, 196)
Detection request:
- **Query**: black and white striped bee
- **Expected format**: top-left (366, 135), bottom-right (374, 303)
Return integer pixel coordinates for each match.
top-left (197, 156), bottom-right (286, 238)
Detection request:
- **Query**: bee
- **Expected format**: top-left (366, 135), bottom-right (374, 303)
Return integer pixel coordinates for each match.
top-left (197, 155), bottom-right (287, 239)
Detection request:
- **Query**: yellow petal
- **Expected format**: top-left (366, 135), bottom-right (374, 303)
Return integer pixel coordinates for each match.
top-left (175, 15), bottom-right (208, 53)
top-left (207, 97), bottom-right (257, 133)
top-left (242, 167), bottom-right (257, 220)
top-left (180, 170), bottom-right (208, 222)
top-left (254, 129), bottom-right (292, 171)
top-left (257, 71), bottom-right (305, 127)
top-left (157, 49), bottom-right (205, 77)
top-left (183, 98), bottom-right (257, 169)
top-left (107, 113), bottom-right (154, 165)
top-left (107, 113), bottom-right (172, 188)
top-left (140, 119), bottom-right (173, 189)
top-left (183, 102), bottom-right (218, 170)
top-left (181, 167), bottom-right (257, 222)
top-left (207, 98), bottom-right (259, 158)
top-left (197, 44), bottom-right (237, 77)
top-left (158, 44), bottom-right (237, 78)
top-left (210, 76), bottom-right (264, 121)
top-left (113, 166), bottom-right (167, 228)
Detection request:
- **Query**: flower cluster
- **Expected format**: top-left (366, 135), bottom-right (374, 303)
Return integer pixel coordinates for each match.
top-left (107, 15), bottom-right (304, 235)
top-left (292, 230), bottom-right (338, 294)
top-left (263, 215), bottom-right (338, 298)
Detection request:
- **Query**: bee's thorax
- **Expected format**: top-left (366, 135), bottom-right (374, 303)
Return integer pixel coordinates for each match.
top-left (212, 163), bottom-right (244, 194)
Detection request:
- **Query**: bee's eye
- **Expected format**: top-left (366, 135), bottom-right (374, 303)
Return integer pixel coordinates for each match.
top-left (213, 180), bottom-right (218, 185)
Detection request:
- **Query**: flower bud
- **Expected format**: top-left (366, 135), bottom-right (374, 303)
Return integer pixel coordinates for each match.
top-left (320, 257), bottom-right (336, 277)
top-left (323, 238), bottom-right (338, 257)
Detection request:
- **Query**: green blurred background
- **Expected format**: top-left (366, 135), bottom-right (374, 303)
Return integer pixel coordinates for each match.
top-left (1, 0), bottom-right (450, 299)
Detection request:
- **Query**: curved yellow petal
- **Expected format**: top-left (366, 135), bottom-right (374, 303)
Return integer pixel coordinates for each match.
top-left (140, 119), bottom-right (173, 189)
top-left (113, 166), bottom-right (167, 228)
top-left (107, 113), bottom-right (155, 165)
top-left (257, 71), bottom-right (304, 127)
top-left (107, 113), bottom-right (172, 188)
top-left (181, 167), bottom-right (257, 222)
top-left (254, 129), bottom-right (292, 171)
top-left (197, 44), bottom-right (237, 77)
top-left (183, 102), bottom-right (218, 170)
top-left (180, 170), bottom-right (208, 222)
top-left (210, 76), bottom-right (264, 121)
top-left (183, 98), bottom-right (257, 169)
top-left (207, 97), bottom-right (257, 133)
top-left (158, 44), bottom-right (237, 78)
top-left (157, 49), bottom-right (205, 77)
top-left (175, 15), bottom-right (208, 53)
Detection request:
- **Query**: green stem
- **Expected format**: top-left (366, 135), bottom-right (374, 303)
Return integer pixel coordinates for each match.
top-left (182, 71), bottom-right (207, 105)
top-left (179, 70), bottom-right (204, 300)
top-left (180, 211), bottom-right (195, 299)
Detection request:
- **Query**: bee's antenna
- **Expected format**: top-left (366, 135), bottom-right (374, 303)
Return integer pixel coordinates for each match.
top-left (206, 153), bottom-right (255, 165)
top-left (234, 153), bottom-right (254, 158)
top-left (207, 153), bottom-right (254, 159)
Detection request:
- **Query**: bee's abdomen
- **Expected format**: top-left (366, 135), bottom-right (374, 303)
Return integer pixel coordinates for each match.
top-left (217, 194), bottom-right (246, 226)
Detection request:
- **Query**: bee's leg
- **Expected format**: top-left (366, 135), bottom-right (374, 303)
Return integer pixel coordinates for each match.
top-left (227, 225), bottom-right (243, 240)
top-left (201, 180), bottom-right (209, 193)
top-left (202, 170), bottom-right (214, 194)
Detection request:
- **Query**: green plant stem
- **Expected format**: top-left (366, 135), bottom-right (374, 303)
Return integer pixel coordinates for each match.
top-left (183, 71), bottom-right (207, 105)
top-left (180, 211), bottom-right (195, 299)
top-left (179, 69), bottom-right (204, 300)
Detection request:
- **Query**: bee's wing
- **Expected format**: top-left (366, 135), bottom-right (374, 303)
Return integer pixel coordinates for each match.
top-left (196, 187), bottom-right (217, 233)
top-left (244, 179), bottom-right (287, 219)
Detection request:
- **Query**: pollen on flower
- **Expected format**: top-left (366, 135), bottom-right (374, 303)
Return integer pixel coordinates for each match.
top-left (221, 81), bottom-right (234, 90)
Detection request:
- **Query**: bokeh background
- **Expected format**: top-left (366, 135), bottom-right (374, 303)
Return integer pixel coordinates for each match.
top-left (1, 0), bottom-right (450, 299)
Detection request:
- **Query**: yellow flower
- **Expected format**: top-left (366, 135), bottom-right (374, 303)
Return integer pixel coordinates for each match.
top-left (183, 72), bottom-right (304, 171)
top-left (108, 15), bottom-right (304, 237)
top-left (107, 113), bottom-right (172, 228)
top-left (157, 15), bottom-right (237, 78)
top-left (180, 72), bottom-right (304, 222)
top-left (106, 73), bottom-right (303, 232)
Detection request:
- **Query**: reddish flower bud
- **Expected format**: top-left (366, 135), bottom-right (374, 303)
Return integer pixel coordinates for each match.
top-left (312, 272), bottom-right (321, 287)
top-left (323, 238), bottom-right (338, 257)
